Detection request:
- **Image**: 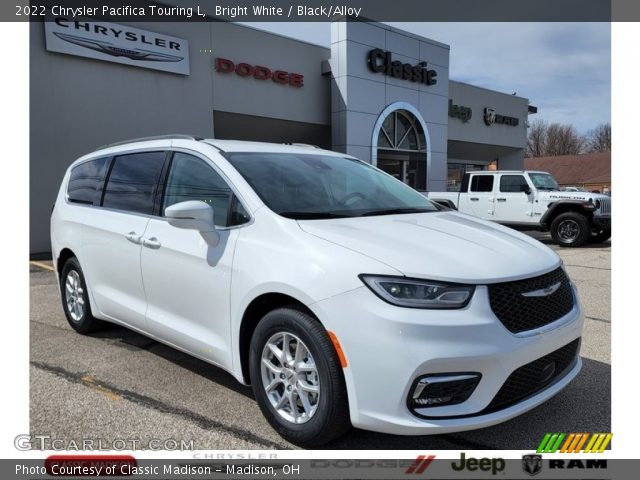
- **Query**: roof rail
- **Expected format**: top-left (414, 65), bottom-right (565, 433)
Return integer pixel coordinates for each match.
top-left (282, 142), bottom-right (321, 149)
top-left (95, 134), bottom-right (203, 151)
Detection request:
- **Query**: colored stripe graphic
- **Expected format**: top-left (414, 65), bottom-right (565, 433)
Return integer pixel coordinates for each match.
top-left (538, 433), bottom-right (612, 453)
top-left (405, 455), bottom-right (435, 474)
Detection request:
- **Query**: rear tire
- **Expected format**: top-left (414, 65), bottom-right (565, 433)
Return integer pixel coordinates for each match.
top-left (590, 228), bottom-right (611, 244)
top-left (60, 257), bottom-right (102, 334)
top-left (550, 212), bottom-right (591, 247)
top-left (249, 307), bottom-right (351, 447)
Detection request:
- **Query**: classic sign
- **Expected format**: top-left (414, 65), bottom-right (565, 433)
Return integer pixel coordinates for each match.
top-left (367, 49), bottom-right (437, 86)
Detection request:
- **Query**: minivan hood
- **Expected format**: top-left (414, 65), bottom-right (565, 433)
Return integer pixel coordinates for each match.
top-left (297, 211), bottom-right (560, 284)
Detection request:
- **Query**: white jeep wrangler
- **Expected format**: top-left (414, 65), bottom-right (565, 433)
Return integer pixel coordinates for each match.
top-left (428, 170), bottom-right (611, 247)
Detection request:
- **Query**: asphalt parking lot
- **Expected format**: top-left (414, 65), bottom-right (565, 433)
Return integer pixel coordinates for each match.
top-left (29, 233), bottom-right (610, 450)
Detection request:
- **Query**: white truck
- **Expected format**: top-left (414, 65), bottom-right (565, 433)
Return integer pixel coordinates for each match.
top-left (428, 170), bottom-right (611, 247)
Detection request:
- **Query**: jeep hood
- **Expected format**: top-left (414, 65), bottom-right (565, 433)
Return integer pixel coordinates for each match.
top-left (297, 211), bottom-right (560, 284)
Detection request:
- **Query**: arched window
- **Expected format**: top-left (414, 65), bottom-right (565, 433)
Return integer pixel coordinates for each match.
top-left (375, 109), bottom-right (428, 191)
top-left (377, 110), bottom-right (426, 152)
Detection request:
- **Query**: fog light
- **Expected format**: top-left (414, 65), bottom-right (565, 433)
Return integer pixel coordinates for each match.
top-left (409, 373), bottom-right (481, 411)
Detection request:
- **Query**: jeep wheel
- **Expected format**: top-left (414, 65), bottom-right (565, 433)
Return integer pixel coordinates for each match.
top-left (550, 212), bottom-right (591, 247)
top-left (249, 308), bottom-right (351, 447)
top-left (590, 228), bottom-right (611, 244)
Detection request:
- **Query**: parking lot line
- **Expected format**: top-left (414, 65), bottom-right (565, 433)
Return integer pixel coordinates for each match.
top-left (30, 260), bottom-right (54, 272)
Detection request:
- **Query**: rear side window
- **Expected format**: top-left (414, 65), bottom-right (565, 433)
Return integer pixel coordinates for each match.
top-left (470, 175), bottom-right (494, 192)
top-left (500, 175), bottom-right (528, 193)
top-left (67, 157), bottom-right (107, 204)
top-left (163, 153), bottom-right (234, 226)
top-left (102, 152), bottom-right (165, 215)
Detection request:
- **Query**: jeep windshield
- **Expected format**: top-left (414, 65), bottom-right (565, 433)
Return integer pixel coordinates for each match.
top-left (529, 172), bottom-right (560, 191)
top-left (225, 152), bottom-right (438, 219)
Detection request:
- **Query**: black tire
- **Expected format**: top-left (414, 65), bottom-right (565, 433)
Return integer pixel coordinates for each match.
top-left (249, 307), bottom-right (351, 447)
top-left (590, 228), bottom-right (611, 244)
top-left (60, 257), bottom-right (102, 334)
top-left (550, 212), bottom-right (591, 247)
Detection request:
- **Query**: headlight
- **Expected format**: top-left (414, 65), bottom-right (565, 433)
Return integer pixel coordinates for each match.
top-left (359, 275), bottom-right (475, 309)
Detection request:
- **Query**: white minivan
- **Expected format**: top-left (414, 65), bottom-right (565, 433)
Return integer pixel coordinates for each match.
top-left (51, 136), bottom-right (584, 446)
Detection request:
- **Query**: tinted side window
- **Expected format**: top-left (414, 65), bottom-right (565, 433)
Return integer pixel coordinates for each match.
top-left (500, 175), bottom-right (528, 193)
top-left (470, 175), bottom-right (494, 192)
top-left (163, 153), bottom-right (234, 227)
top-left (102, 152), bottom-right (165, 215)
top-left (68, 157), bottom-right (107, 204)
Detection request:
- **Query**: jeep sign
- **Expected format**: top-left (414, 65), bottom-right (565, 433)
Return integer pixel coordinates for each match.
top-left (44, 18), bottom-right (190, 75)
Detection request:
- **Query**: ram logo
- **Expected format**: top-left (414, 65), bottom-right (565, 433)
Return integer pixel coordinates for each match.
top-left (484, 107), bottom-right (496, 125)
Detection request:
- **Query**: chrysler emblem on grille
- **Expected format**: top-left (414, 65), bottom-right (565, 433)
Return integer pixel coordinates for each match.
top-left (521, 281), bottom-right (561, 298)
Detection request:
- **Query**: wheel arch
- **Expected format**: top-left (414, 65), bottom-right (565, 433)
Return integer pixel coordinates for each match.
top-left (541, 201), bottom-right (594, 228)
top-left (56, 248), bottom-right (77, 278)
top-left (238, 292), bottom-right (318, 385)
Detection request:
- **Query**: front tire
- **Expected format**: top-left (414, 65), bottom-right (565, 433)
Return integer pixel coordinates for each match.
top-left (60, 257), bottom-right (101, 334)
top-left (249, 307), bottom-right (350, 447)
top-left (550, 212), bottom-right (591, 247)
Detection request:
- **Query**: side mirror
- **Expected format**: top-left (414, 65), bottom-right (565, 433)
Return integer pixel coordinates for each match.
top-left (520, 185), bottom-right (532, 195)
top-left (165, 200), bottom-right (219, 246)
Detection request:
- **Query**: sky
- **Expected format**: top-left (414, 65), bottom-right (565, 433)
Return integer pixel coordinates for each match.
top-left (242, 22), bottom-right (611, 134)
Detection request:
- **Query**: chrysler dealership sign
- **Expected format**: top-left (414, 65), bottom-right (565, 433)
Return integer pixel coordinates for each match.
top-left (44, 18), bottom-right (190, 75)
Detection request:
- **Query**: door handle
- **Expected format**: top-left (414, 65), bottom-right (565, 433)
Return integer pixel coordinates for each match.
top-left (124, 231), bottom-right (142, 244)
top-left (470, 197), bottom-right (479, 201)
top-left (497, 198), bottom-right (507, 202)
top-left (141, 237), bottom-right (161, 249)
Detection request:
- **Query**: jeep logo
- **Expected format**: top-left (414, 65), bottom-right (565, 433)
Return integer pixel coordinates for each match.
top-left (449, 99), bottom-right (472, 123)
top-left (451, 453), bottom-right (505, 475)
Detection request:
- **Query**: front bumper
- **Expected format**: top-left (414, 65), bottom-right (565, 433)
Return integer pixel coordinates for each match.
top-left (309, 283), bottom-right (584, 435)
top-left (593, 215), bottom-right (611, 228)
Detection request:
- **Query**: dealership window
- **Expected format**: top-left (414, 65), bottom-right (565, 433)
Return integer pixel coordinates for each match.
top-left (470, 174), bottom-right (494, 192)
top-left (447, 163), bottom-right (490, 192)
top-left (102, 152), bottom-right (165, 215)
top-left (376, 109), bottom-right (427, 191)
top-left (67, 157), bottom-right (108, 204)
top-left (163, 152), bottom-right (245, 227)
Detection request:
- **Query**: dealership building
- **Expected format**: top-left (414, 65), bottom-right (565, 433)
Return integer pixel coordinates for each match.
top-left (30, 12), bottom-right (536, 254)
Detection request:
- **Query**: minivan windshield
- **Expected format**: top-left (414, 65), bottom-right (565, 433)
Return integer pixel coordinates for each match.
top-left (225, 153), bottom-right (439, 219)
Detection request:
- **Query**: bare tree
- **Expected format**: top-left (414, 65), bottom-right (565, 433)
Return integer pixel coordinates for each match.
top-left (526, 118), bottom-right (547, 157)
top-left (545, 123), bottom-right (585, 156)
top-left (526, 119), bottom-right (586, 157)
top-left (586, 123), bottom-right (611, 152)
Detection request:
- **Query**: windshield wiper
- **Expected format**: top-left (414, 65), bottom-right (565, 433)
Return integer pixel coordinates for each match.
top-left (279, 211), bottom-right (354, 219)
top-left (357, 207), bottom-right (434, 217)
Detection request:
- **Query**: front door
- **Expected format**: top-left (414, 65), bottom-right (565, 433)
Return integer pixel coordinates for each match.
top-left (140, 152), bottom-right (241, 369)
top-left (494, 174), bottom-right (536, 224)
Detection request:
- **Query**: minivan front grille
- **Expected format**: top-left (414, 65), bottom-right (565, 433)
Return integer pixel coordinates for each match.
top-left (488, 267), bottom-right (574, 334)
top-left (484, 338), bottom-right (580, 412)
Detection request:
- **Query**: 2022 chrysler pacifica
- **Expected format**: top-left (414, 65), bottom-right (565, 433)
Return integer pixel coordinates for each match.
top-left (51, 136), bottom-right (584, 446)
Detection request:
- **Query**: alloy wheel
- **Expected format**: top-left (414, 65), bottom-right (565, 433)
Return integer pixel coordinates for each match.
top-left (260, 332), bottom-right (320, 424)
top-left (65, 270), bottom-right (85, 322)
top-left (558, 219), bottom-right (580, 242)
